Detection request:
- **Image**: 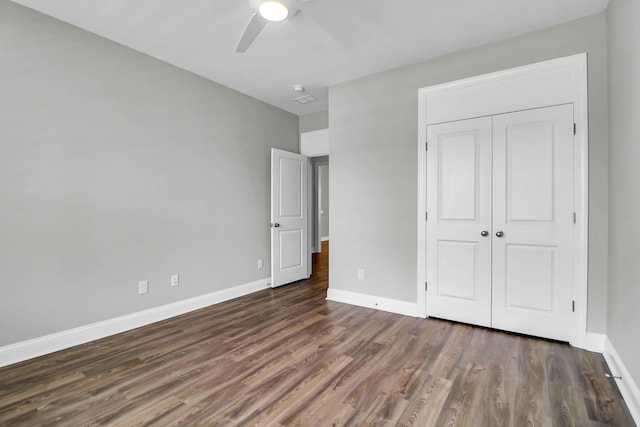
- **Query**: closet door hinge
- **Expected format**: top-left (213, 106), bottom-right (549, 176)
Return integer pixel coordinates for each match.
top-left (573, 123), bottom-right (577, 135)
top-left (425, 141), bottom-right (428, 151)
top-left (425, 281), bottom-right (428, 291)
top-left (425, 212), bottom-right (428, 221)
top-left (573, 212), bottom-right (577, 224)
top-left (572, 300), bottom-right (576, 312)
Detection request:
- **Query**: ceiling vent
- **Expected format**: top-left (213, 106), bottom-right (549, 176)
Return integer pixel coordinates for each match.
top-left (294, 94), bottom-right (318, 104)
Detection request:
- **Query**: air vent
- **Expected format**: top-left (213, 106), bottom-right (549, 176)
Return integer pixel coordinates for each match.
top-left (293, 94), bottom-right (317, 104)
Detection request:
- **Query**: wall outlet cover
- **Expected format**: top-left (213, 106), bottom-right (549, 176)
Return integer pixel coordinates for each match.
top-left (138, 280), bottom-right (149, 294)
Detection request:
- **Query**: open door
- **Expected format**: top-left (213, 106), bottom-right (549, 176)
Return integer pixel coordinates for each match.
top-left (271, 148), bottom-right (309, 287)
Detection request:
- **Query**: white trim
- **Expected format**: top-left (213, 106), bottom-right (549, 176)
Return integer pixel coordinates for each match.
top-left (315, 161), bottom-right (322, 255)
top-left (0, 278), bottom-right (270, 368)
top-left (300, 128), bottom-right (329, 157)
top-left (316, 162), bottom-right (329, 251)
top-left (603, 337), bottom-right (640, 425)
top-left (417, 53), bottom-right (589, 348)
top-left (308, 157), bottom-right (315, 275)
top-left (417, 90), bottom-right (428, 317)
top-left (421, 55), bottom-right (587, 126)
top-left (321, 236), bottom-right (330, 242)
top-left (326, 288), bottom-right (418, 317)
top-left (572, 55), bottom-right (590, 350)
top-left (584, 332), bottom-right (606, 353)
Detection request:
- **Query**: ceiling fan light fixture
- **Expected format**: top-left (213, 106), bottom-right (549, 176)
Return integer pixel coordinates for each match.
top-left (259, 1), bottom-right (290, 21)
top-left (237, 0), bottom-right (300, 52)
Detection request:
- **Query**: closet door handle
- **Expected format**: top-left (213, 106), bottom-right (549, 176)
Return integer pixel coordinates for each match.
top-left (480, 231), bottom-right (489, 237)
top-left (495, 231), bottom-right (504, 238)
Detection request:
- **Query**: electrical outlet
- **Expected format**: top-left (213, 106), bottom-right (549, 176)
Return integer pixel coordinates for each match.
top-left (171, 274), bottom-right (179, 287)
top-left (257, 259), bottom-right (263, 269)
top-left (138, 280), bottom-right (148, 294)
top-left (357, 268), bottom-right (365, 280)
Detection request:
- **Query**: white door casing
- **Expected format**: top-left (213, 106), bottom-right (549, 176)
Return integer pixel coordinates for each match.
top-left (426, 117), bottom-right (493, 327)
top-left (318, 164), bottom-right (329, 241)
top-left (271, 148), bottom-right (309, 287)
top-left (491, 105), bottom-right (575, 341)
top-left (417, 54), bottom-right (588, 348)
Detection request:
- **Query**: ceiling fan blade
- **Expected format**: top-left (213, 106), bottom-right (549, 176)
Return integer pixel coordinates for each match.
top-left (292, 10), bottom-right (341, 50)
top-left (236, 13), bottom-right (268, 53)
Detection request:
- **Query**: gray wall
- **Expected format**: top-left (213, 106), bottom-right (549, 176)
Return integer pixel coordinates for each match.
top-left (299, 111), bottom-right (329, 133)
top-left (606, 0), bottom-right (640, 389)
top-left (329, 13), bottom-right (609, 333)
top-left (0, 1), bottom-right (299, 347)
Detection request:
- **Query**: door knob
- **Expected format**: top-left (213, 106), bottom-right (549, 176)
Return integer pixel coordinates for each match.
top-left (480, 231), bottom-right (489, 237)
top-left (270, 223), bottom-right (280, 228)
top-left (496, 231), bottom-right (504, 237)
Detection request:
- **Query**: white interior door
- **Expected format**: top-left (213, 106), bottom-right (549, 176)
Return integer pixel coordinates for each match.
top-left (271, 148), bottom-right (309, 287)
top-left (491, 105), bottom-right (575, 341)
top-left (426, 117), bottom-right (493, 327)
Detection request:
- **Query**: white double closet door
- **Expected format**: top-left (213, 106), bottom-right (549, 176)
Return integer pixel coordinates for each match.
top-left (426, 104), bottom-right (575, 342)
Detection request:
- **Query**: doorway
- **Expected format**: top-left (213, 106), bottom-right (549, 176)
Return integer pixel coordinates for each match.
top-left (313, 159), bottom-right (329, 253)
top-left (301, 127), bottom-right (330, 278)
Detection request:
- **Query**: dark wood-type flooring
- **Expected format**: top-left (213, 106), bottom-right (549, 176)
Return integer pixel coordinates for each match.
top-left (0, 242), bottom-right (635, 426)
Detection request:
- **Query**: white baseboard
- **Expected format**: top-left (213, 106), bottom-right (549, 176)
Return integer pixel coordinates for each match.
top-left (321, 236), bottom-right (330, 242)
top-left (603, 337), bottom-right (640, 425)
top-left (584, 332), bottom-right (606, 353)
top-left (0, 278), bottom-right (270, 368)
top-left (326, 288), bottom-right (418, 317)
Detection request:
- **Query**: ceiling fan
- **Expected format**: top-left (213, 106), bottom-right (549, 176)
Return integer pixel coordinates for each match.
top-left (236, 0), bottom-right (310, 53)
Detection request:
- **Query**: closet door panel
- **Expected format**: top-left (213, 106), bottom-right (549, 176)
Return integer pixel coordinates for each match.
top-left (426, 117), bottom-right (492, 327)
top-left (491, 104), bottom-right (574, 341)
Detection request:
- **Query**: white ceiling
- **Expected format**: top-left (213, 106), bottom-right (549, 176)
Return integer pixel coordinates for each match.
top-left (10, 0), bottom-right (608, 116)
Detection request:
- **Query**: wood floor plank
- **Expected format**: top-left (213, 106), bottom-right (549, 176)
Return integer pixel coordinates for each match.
top-left (396, 375), bottom-right (453, 427)
top-left (0, 241), bottom-right (635, 426)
